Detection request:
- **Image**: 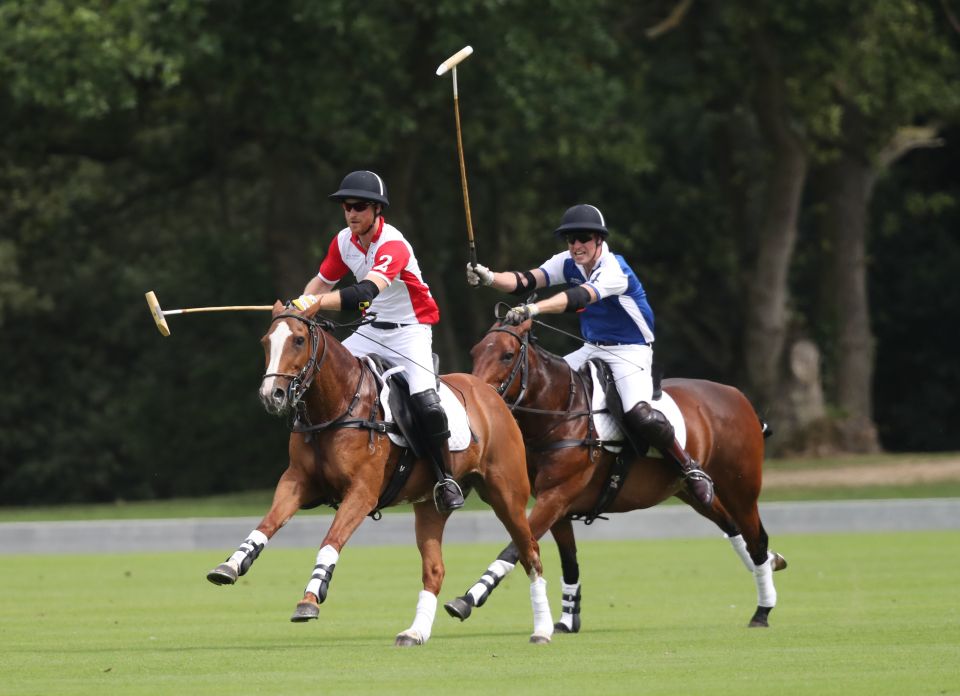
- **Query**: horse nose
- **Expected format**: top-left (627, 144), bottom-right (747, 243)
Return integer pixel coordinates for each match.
top-left (259, 381), bottom-right (288, 415)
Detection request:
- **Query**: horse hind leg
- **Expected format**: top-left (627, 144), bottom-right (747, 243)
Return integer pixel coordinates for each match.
top-left (728, 518), bottom-right (787, 628)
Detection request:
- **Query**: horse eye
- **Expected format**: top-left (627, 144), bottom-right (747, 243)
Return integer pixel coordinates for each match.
top-left (294, 336), bottom-right (306, 346)
top-left (503, 352), bottom-right (514, 361)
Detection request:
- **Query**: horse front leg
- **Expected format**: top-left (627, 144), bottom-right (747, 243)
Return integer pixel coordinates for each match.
top-left (395, 501), bottom-right (449, 647)
top-left (289, 486), bottom-right (378, 623)
top-left (207, 467), bottom-right (316, 585)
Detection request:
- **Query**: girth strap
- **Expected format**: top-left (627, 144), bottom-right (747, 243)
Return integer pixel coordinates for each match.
top-left (568, 452), bottom-right (631, 525)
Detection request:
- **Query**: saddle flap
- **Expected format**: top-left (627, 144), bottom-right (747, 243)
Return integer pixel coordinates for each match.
top-left (365, 356), bottom-right (424, 458)
top-left (584, 361), bottom-right (687, 451)
top-left (362, 356), bottom-right (472, 454)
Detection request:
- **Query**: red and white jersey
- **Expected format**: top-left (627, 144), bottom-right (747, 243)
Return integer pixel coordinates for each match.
top-left (316, 218), bottom-right (440, 325)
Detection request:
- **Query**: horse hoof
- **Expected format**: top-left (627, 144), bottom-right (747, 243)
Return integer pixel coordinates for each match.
top-left (206, 563), bottom-right (238, 585)
top-left (290, 600), bottom-right (320, 622)
top-left (553, 621), bottom-right (580, 634)
top-left (748, 605), bottom-right (772, 628)
top-left (771, 552), bottom-right (788, 572)
top-left (529, 633), bottom-right (552, 645)
top-left (394, 631), bottom-right (424, 647)
top-left (444, 597), bottom-right (473, 621)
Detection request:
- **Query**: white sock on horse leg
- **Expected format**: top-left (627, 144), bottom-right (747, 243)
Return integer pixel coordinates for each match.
top-left (304, 545), bottom-right (339, 600)
top-left (467, 558), bottom-right (515, 605)
top-left (407, 590), bottom-right (437, 642)
top-left (557, 581), bottom-right (580, 631)
top-left (726, 534), bottom-right (755, 572)
top-left (754, 557), bottom-right (777, 607)
top-left (228, 529), bottom-right (269, 568)
top-left (529, 572), bottom-right (553, 639)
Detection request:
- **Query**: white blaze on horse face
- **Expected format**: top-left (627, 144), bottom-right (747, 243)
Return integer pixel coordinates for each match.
top-left (260, 322), bottom-right (293, 399)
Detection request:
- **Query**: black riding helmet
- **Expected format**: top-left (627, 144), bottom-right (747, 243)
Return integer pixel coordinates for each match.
top-left (553, 204), bottom-right (609, 238)
top-left (329, 170), bottom-right (390, 207)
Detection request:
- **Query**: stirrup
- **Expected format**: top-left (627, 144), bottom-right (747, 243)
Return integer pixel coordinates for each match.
top-left (682, 467), bottom-right (714, 505)
top-left (433, 478), bottom-right (465, 513)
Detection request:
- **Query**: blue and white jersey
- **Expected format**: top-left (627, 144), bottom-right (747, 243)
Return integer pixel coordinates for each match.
top-left (539, 242), bottom-right (655, 345)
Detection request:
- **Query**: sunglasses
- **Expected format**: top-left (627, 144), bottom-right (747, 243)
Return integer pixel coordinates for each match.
top-left (342, 201), bottom-right (374, 213)
top-left (565, 232), bottom-right (595, 244)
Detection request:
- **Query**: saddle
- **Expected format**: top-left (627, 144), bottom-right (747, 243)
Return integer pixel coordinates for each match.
top-left (582, 358), bottom-right (684, 452)
top-left (364, 355), bottom-right (472, 454)
top-left (364, 355), bottom-right (426, 459)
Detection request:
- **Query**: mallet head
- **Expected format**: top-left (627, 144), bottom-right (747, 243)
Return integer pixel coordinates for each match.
top-left (436, 45), bottom-right (473, 76)
top-left (145, 290), bottom-right (171, 337)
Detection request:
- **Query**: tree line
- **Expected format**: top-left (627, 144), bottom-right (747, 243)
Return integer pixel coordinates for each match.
top-left (2, 0), bottom-right (958, 504)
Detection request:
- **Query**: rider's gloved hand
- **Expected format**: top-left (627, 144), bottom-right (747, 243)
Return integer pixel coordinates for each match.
top-left (503, 303), bottom-right (540, 326)
top-left (291, 294), bottom-right (319, 311)
top-left (466, 262), bottom-right (495, 287)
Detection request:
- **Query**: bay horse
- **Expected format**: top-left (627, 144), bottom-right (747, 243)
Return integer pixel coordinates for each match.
top-left (205, 303), bottom-right (553, 645)
top-left (444, 318), bottom-right (786, 629)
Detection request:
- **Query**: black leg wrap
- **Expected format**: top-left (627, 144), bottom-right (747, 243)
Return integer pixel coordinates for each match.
top-left (497, 544), bottom-right (520, 565)
top-left (473, 570), bottom-right (505, 608)
top-left (237, 537), bottom-right (265, 577)
top-left (309, 563), bottom-right (336, 603)
top-left (555, 586), bottom-right (582, 633)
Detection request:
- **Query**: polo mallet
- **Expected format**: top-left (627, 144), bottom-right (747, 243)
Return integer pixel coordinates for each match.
top-left (435, 45), bottom-right (477, 265)
top-left (145, 290), bottom-right (272, 337)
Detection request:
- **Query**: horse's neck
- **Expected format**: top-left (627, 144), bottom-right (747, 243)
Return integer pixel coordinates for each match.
top-left (306, 337), bottom-right (367, 422)
top-left (527, 347), bottom-right (583, 414)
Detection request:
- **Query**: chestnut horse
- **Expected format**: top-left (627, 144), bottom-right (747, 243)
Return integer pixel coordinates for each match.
top-left (444, 319), bottom-right (786, 629)
top-left (206, 304), bottom-right (553, 645)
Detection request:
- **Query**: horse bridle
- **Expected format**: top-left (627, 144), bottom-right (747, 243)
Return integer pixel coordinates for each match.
top-left (487, 326), bottom-right (530, 410)
top-left (262, 312), bottom-right (331, 411)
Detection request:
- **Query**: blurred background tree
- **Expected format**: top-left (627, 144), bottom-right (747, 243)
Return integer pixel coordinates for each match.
top-left (1, 0), bottom-right (958, 503)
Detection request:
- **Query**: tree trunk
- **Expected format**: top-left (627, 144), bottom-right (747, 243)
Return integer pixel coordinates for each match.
top-left (742, 29), bottom-right (808, 411)
top-left (819, 153), bottom-right (881, 452)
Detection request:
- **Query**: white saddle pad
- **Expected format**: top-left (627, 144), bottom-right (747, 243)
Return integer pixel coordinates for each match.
top-left (364, 359), bottom-right (471, 452)
top-left (587, 362), bottom-right (686, 454)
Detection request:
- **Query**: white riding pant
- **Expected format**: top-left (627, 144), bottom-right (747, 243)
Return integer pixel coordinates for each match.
top-left (564, 342), bottom-right (653, 412)
top-left (343, 323), bottom-right (437, 395)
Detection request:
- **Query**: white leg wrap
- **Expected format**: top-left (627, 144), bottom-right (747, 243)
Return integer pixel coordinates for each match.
top-left (557, 581), bottom-right (580, 631)
top-left (727, 534), bottom-right (755, 572)
top-left (754, 557), bottom-right (777, 607)
top-left (228, 529), bottom-right (269, 569)
top-left (304, 545), bottom-right (339, 599)
top-left (529, 572), bottom-right (553, 639)
top-left (467, 558), bottom-right (515, 605)
top-left (403, 590), bottom-right (437, 644)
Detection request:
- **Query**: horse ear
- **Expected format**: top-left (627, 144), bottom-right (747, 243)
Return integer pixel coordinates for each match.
top-left (272, 300), bottom-right (285, 316)
top-left (302, 299), bottom-right (324, 319)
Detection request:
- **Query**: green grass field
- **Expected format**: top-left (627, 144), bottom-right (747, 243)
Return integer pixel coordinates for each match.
top-left (3, 532), bottom-right (959, 695)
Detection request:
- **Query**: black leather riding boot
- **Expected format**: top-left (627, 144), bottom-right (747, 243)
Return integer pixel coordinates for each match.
top-left (424, 433), bottom-right (465, 513)
top-left (663, 437), bottom-right (714, 507)
top-left (623, 402), bottom-right (714, 507)
top-left (411, 389), bottom-right (465, 513)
